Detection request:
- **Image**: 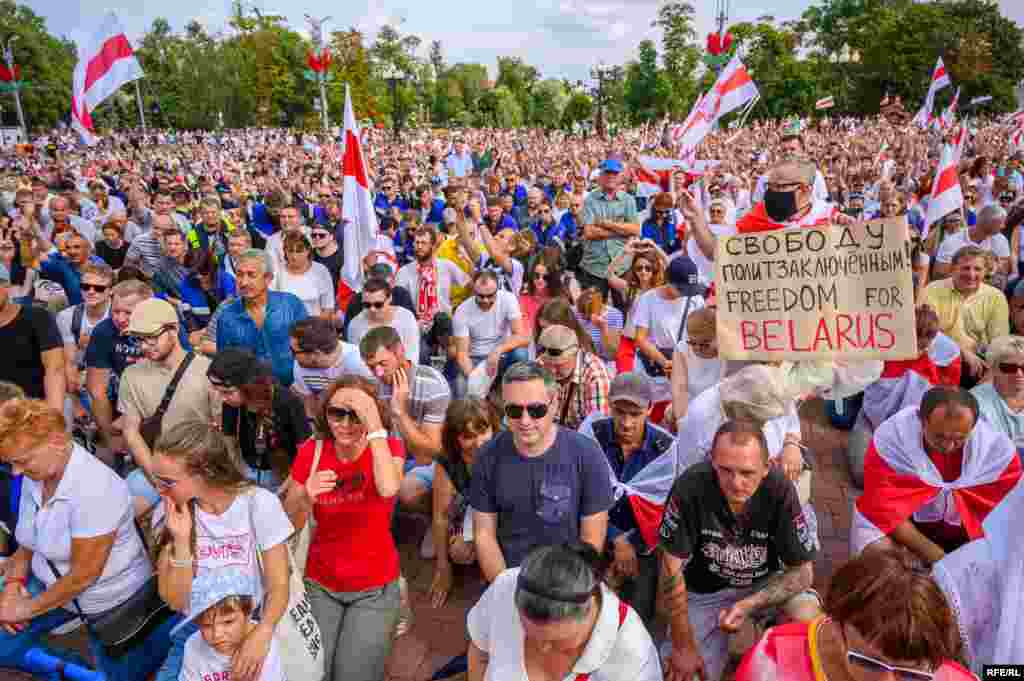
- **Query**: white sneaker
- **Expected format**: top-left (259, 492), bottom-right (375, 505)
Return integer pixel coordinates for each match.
top-left (419, 529), bottom-right (436, 560)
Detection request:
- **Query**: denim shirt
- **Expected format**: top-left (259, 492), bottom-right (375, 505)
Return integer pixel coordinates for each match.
top-left (641, 217), bottom-right (681, 254)
top-left (216, 291), bottom-right (308, 386)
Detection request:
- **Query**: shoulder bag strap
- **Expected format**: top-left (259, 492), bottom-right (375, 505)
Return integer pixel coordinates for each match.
top-left (43, 555), bottom-right (89, 624)
top-left (154, 352), bottom-right (196, 422)
top-left (71, 303), bottom-right (85, 345)
top-left (674, 295), bottom-right (694, 347)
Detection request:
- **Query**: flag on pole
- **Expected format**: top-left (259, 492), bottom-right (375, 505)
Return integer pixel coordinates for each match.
top-left (815, 95), bottom-right (835, 110)
top-left (912, 57), bottom-right (951, 128)
top-left (71, 11), bottom-right (144, 145)
top-left (340, 84), bottom-right (378, 295)
top-left (678, 54), bottom-right (759, 151)
top-left (634, 156), bottom-right (721, 196)
top-left (939, 87), bottom-right (960, 130)
top-left (924, 128), bottom-right (966, 235)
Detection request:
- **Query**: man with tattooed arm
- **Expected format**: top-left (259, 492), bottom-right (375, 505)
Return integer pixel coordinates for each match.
top-left (658, 420), bottom-right (821, 681)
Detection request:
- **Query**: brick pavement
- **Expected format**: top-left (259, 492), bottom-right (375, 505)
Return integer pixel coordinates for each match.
top-left (0, 399), bottom-right (856, 681)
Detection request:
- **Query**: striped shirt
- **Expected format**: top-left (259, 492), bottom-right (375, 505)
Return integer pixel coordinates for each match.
top-left (376, 363), bottom-right (452, 436)
top-left (124, 230), bottom-right (166, 276)
top-left (292, 342), bottom-right (372, 397)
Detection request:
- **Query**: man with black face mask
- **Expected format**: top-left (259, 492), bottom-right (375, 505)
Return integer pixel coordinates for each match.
top-left (685, 159), bottom-right (851, 263)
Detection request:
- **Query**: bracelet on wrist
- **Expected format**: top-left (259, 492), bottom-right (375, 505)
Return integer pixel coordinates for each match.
top-left (5, 576), bottom-right (26, 586)
top-left (169, 555), bottom-right (195, 569)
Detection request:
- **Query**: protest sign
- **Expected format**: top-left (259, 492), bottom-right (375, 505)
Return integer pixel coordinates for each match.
top-left (714, 216), bottom-right (916, 361)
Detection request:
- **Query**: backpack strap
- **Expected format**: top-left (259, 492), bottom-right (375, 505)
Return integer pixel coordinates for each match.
top-left (71, 303), bottom-right (85, 345)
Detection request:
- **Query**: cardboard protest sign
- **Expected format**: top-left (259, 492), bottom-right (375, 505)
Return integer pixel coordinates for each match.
top-left (715, 216), bottom-right (916, 361)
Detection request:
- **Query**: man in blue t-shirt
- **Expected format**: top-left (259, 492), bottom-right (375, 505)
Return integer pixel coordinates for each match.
top-left (469, 361), bottom-right (614, 581)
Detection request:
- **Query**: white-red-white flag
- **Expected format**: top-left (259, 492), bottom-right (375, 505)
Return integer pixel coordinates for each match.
top-left (670, 91), bottom-right (706, 145)
top-left (938, 87), bottom-right (960, 130)
top-left (678, 55), bottom-right (759, 150)
top-left (924, 133), bottom-right (964, 235)
top-left (71, 12), bottom-right (144, 145)
top-left (912, 57), bottom-right (951, 128)
top-left (340, 84), bottom-right (379, 294)
top-left (634, 156), bottom-right (720, 196)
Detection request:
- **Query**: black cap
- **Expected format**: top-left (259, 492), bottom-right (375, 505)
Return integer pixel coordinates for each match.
top-left (666, 255), bottom-right (705, 297)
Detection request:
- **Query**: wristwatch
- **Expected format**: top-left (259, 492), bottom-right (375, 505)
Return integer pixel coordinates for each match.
top-left (366, 430), bottom-right (389, 442)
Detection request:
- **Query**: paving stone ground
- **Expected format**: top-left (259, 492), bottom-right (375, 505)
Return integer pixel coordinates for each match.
top-left (0, 399), bottom-right (855, 681)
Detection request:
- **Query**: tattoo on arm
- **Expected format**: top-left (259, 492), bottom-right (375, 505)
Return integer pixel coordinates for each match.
top-left (748, 562), bottom-right (813, 612)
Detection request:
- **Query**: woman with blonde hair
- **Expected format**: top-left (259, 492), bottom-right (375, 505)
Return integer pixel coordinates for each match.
top-left (0, 398), bottom-right (178, 681)
top-left (151, 420), bottom-right (293, 681)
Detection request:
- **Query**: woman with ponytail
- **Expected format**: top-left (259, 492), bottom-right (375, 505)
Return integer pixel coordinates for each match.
top-left (467, 543), bottom-right (661, 681)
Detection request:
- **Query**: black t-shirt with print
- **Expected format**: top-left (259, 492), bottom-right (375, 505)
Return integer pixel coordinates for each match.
top-left (658, 461), bottom-right (817, 594)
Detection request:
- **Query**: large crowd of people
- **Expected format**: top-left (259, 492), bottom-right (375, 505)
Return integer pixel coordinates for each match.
top-left (0, 109), bottom-right (1022, 681)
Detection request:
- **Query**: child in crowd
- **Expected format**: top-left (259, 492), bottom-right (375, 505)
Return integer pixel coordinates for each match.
top-left (178, 570), bottom-right (285, 681)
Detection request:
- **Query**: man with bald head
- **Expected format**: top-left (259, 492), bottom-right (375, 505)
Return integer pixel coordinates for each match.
top-left (934, 204), bottom-right (1011, 286)
top-left (686, 157), bottom-right (850, 262)
top-left (44, 195), bottom-right (96, 244)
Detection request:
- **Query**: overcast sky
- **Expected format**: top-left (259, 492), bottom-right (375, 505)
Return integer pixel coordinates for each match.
top-left (23, 0), bottom-right (1024, 83)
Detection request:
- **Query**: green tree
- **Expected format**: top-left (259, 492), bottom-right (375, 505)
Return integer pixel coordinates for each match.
top-left (729, 20), bottom-right (817, 118)
top-left (562, 91), bottom-right (593, 130)
top-left (477, 85), bottom-right (522, 128)
top-left (652, 1), bottom-right (701, 117)
top-left (496, 57), bottom-right (539, 119)
top-left (623, 40), bottom-right (672, 124)
top-left (530, 79), bottom-right (569, 129)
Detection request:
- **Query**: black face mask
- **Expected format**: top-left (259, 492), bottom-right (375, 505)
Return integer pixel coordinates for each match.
top-left (764, 189), bottom-right (799, 223)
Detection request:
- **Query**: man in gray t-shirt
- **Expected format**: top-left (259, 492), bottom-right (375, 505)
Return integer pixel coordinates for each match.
top-left (358, 325), bottom-right (451, 518)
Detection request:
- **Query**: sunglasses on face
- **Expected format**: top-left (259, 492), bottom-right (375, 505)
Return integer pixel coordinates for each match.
top-left (311, 232), bottom-right (330, 240)
top-left (208, 377), bottom-right (238, 392)
top-left (365, 300), bottom-right (388, 310)
top-left (504, 402), bottom-right (549, 420)
top-left (999, 362), bottom-right (1024, 374)
top-left (153, 475), bottom-right (179, 490)
top-left (634, 265), bottom-right (653, 273)
top-left (846, 651), bottom-right (933, 681)
top-left (538, 345), bottom-right (576, 358)
top-left (80, 283), bottom-right (109, 293)
top-left (476, 293), bottom-right (496, 302)
top-left (326, 406), bottom-right (362, 424)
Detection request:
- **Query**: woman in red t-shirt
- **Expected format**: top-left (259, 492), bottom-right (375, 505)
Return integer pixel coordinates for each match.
top-left (285, 375), bottom-right (405, 681)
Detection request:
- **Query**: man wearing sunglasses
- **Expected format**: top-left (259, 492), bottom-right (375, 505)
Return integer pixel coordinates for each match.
top-left (536, 324), bottom-right (610, 430)
top-left (469, 361), bottom-right (613, 582)
top-left (346, 276), bottom-right (420, 364)
top-left (118, 298), bottom-right (215, 510)
top-left (659, 420), bottom-right (819, 681)
top-left (852, 386), bottom-right (1021, 567)
top-left (932, 205), bottom-right (1011, 285)
top-left (641, 192), bottom-right (682, 255)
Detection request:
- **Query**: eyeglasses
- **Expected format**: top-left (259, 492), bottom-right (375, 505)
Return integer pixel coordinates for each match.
top-left (476, 293), bottom-right (496, 303)
top-left (538, 345), bottom-right (576, 358)
top-left (153, 475), bottom-right (179, 490)
top-left (135, 327), bottom-right (171, 347)
top-left (311, 232), bottom-right (330, 240)
top-left (326, 406), bottom-right (361, 424)
top-left (999, 362), bottom-right (1024, 375)
top-left (842, 625), bottom-right (934, 681)
top-left (80, 283), bottom-right (109, 293)
top-left (365, 300), bottom-right (388, 310)
top-left (504, 402), bottom-right (549, 420)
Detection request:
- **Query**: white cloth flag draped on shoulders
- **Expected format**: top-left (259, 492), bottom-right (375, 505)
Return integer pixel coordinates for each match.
top-left (340, 84), bottom-right (379, 295)
top-left (71, 12), bottom-right (144, 145)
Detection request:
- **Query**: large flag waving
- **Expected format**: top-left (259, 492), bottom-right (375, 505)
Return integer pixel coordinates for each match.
top-left (924, 125), bottom-right (966, 235)
top-left (634, 156), bottom-right (720, 196)
top-left (71, 12), bottom-right (144, 145)
top-left (678, 54), bottom-right (759, 151)
top-left (340, 84), bottom-right (378, 295)
top-left (939, 87), bottom-right (960, 130)
top-left (912, 57), bottom-right (951, 128)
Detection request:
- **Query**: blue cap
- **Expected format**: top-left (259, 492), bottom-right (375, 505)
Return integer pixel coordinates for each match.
top-left (599, 159), bottom-right (624, 174)
top-left (170, 567), bottom-right (258, 636)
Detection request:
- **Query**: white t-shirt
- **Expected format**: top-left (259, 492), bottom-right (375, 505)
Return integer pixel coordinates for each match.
top-left (272, 261), bottom-right (335, 316)
top-left (346, 306), bottom-right (420, 364)
top-left (453, 290), bottom-right (522, 359)
top-left (686, 223), bottom-right (736, 286)
top-left (631, 288), bottom-right (706, 402)
top-left (264, 227), bottom-right (311, 278)
top-left (395, 259), bottom-right (471, 315)
top-left (18, 444), bottom-right (152, 615)
top-left (935, 230), bottom-right (1011, 264)
top-left (292, 341), bottom-right (372, 397)
top-left (477, 255), bottom-right (525, 296)
top-left (57, 303), bottom-right (110, 367)
top-left (152, 488), bottom-right (293, 615)
top-left (180, 627), bottom-right (285, 681)
top-left (675, 337), bottom-right (723, 403)
top-left (467, 568), bottom-right (662, 681)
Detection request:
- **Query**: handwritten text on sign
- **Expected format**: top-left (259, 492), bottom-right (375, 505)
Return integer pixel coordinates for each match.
top-left (714, 217), bottom-right (916, 361)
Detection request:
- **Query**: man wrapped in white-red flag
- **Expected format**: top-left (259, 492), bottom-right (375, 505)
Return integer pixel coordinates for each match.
top-left (71, 11), bottom-right (144, 145)
top-left (340, 84), bottom-right (379, 297)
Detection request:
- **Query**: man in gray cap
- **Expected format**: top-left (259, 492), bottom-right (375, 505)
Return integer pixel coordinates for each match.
top-left (579, 371), bottom-right (676, 627)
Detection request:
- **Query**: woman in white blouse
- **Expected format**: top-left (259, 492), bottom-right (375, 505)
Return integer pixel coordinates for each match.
top-left (468, 543), bottom-right (660, 681)
top-left (273, 232), bottom-right (335, 319)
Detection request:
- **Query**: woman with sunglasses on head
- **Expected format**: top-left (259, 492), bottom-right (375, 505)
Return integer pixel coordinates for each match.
top-left (150, 420), bottom-right (293, 681)
top-left (467, 543), bottom-right (660, 681)
top-left (737, 550), bottom-right (970, 681)
top-left (283, 375), bottom-right (405, 681)
top-left (207, 348), bottom-right (310, 491)
top-left (428, 398), bottom-right (501, 608)
top-left (271, 232), bottom-right (335, 320)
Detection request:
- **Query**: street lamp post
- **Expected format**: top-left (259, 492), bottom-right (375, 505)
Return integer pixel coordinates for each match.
top-left (382, 64), bottom-right (405, 141)
top-left (3, 36), bottom-right (27, 139)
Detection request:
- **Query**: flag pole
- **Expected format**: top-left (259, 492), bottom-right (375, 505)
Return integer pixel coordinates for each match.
top-left (134, 80), bottom-right (146, 132)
